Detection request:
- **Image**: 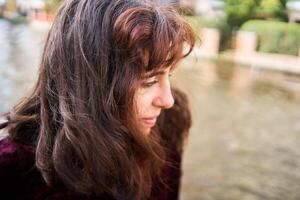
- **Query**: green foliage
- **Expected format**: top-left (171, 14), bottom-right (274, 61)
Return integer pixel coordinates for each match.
top-left (254, 0), bottom-right (287, 21)
top-left (185, 16), bottom-right (232, 50)
top-left (241, 20), bottom-right (300, 55)
top-left (225, 0), bottom-right (257, 28)
top-left (225, 0), bottom-right (288, 28)
top-left (280, 0), bottom-right (288, 8)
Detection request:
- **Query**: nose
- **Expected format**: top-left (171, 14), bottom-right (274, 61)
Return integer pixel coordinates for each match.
top-left (153, 81), bottom-right (174, 109)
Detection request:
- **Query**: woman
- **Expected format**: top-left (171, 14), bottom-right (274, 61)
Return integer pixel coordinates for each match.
top-left (0, 0), bottom-right (195, 199)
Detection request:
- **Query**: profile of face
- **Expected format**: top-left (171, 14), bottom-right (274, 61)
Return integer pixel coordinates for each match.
top-left (135, 67), bottom-right (174, 134)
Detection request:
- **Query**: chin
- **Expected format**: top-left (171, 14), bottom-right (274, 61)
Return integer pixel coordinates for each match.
top-left (139, 126), bottom-right (152, 135)
top-left (137, 122), bottom-right (153, 135)
top-left (143, 128), bottom-right (152, 135)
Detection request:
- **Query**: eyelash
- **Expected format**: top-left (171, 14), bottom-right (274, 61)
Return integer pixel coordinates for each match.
top-left (143, 80), bottom-right (158, 87)
top-left (142, 73), bottom-right (172, 87)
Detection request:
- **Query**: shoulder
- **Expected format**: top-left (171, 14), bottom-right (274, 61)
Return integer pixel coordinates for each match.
top-left (0, 136), bottom-right (35, 173)
top-left (0, 137), bottom-right (115, 199)
top-left (0, 137), bottom-right (20, 171)
top-left (0, 136), bottom-right (39, 195)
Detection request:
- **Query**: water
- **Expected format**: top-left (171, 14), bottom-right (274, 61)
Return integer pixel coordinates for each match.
top-left (172, 60), bottom-right (300, 200)
top-left (1, 19), bottom-right (300, 200)
top-left (0, 19), bottom-right (45, 115)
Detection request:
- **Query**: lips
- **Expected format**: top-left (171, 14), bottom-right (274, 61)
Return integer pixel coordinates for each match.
top-left (141, 117), bottom-right (157, 127)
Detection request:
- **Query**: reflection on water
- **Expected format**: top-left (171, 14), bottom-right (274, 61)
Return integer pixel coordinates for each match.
top-left (1, 20), bottom-right (300, 200)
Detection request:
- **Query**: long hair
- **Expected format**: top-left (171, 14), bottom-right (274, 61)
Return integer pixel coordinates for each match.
top-left (0, 0), bottom-right (195, 199)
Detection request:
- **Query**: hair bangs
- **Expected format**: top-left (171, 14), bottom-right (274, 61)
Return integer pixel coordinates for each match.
top-left (145, 7), bottom-right (196, 72)
top-left (113, 5), bottom-right (195, 74)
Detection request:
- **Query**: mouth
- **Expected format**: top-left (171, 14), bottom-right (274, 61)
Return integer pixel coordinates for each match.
top-left (141, 117), bottom-right (158, 127)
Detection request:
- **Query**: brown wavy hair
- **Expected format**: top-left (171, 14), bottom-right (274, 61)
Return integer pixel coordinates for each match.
top-left (0, 0), bottom-right (195, 199)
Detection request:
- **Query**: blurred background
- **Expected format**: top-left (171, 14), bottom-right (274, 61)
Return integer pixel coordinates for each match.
top-left (1, 0), bottom-right (300, 200)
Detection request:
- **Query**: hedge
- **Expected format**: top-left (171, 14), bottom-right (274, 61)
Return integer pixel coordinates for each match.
top-left (240, 20), bottom-right (300, 56)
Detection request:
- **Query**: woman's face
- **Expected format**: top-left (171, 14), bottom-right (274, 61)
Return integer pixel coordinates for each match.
top-left (135, 67), bottom-right (174, 134)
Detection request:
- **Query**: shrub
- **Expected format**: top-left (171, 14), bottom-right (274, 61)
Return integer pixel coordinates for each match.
top-left (241, 20), bottom-right (300, 56)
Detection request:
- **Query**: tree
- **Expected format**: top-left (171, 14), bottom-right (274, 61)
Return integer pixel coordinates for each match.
top-left (225, 0), bottom-right (257, 28)
top-left (254, 0), bottom-right (288, 20)
top-left (225, 0), bottom-right (288, 29)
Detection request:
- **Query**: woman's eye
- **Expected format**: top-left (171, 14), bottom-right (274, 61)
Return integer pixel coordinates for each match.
top-left (142, 78), bottom-right (158, 87)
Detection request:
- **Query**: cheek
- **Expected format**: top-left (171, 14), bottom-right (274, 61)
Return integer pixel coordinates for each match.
top-left (135, 87), bottom-right (156, 116)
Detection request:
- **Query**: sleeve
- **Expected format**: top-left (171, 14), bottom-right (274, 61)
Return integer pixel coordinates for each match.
top-left (0, 137), bottom-right (40, 198)
top-left (0, 138), bottom-right (20, 176)
top-left (0, 137), bottom-right (22, 193)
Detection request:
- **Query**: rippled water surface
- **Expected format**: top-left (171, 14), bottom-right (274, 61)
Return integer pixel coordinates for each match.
top-left (1, 19), bottom-right (300, 200)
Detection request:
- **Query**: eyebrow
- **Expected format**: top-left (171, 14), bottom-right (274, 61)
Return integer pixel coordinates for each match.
top-left (145, 70), bottom-right (167, 78)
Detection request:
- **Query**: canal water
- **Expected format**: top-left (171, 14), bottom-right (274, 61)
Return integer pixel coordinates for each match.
top-left (0, 19), bottom-right (46, 115)
top-left (1, 19), bottom-right (300, 200)
top-left (173, 59), bottom-right (300, 200)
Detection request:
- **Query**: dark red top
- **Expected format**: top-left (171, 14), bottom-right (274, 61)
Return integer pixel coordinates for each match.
top-left (0, 136), bottom-right (182, 200)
